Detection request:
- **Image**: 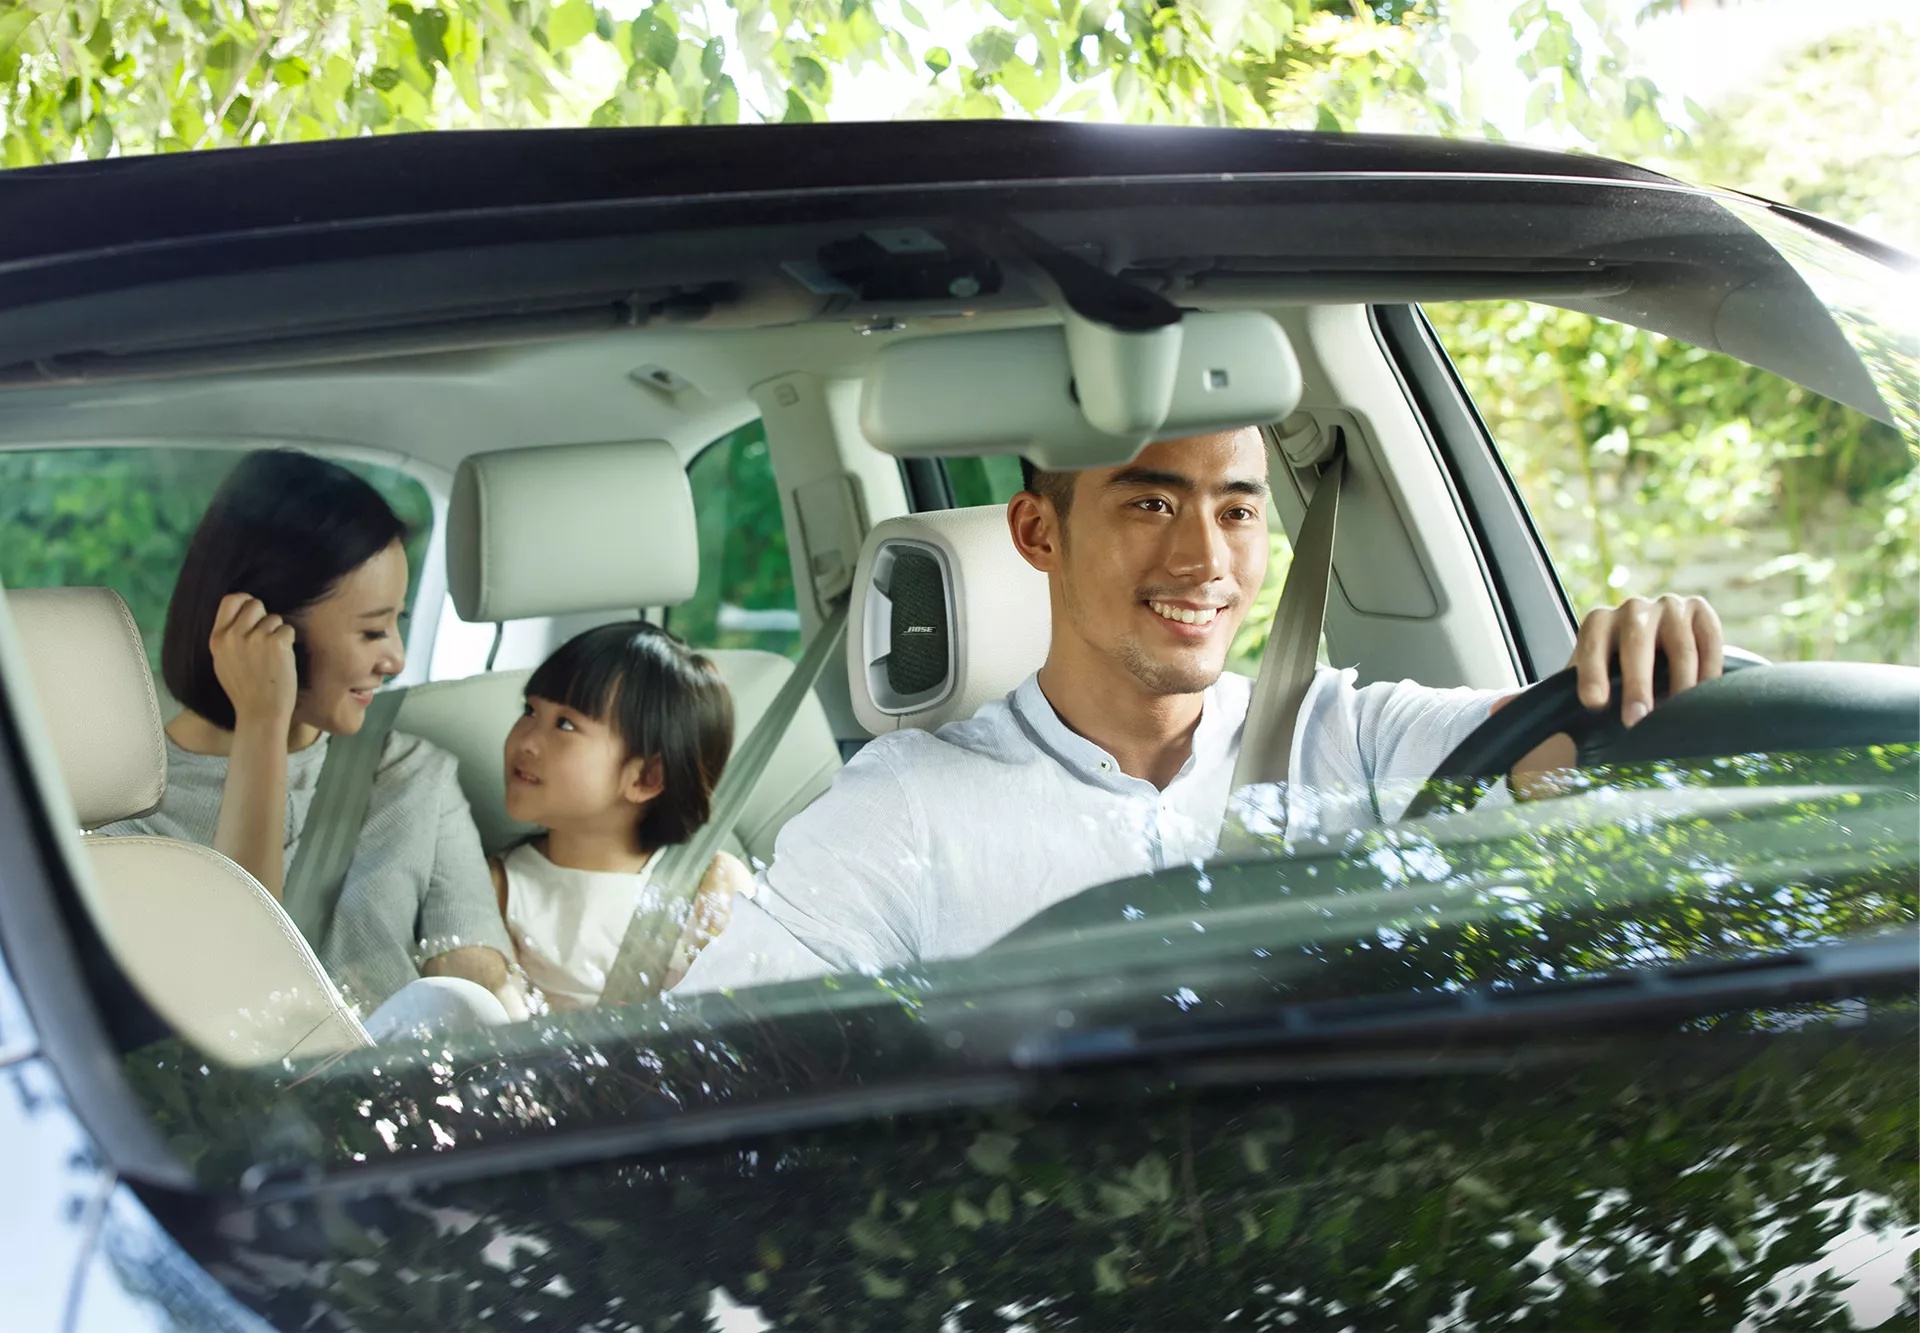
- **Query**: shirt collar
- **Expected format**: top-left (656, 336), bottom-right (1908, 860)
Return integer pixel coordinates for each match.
top-left (1010, 672), bottom-right (1239, 792)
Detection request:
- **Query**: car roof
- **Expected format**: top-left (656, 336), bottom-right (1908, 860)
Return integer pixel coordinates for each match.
top-left (0, 122), bottom-right (1681, 262)
top-left (0, 123), bottom-right (1895, 425)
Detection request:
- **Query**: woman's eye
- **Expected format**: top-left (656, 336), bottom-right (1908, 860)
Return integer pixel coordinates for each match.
top-left (362, 631), bottom-right (388, 642)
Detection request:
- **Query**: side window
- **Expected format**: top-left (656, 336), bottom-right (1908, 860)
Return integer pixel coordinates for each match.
top-left (0, 446), bottom-right (434, 670)
top-left (1424, 302), bottom-right (1917, 667)
top-left (671, 419), bottom-right (801, 660)
top-left (936, 456), bottom-right (1295, 677)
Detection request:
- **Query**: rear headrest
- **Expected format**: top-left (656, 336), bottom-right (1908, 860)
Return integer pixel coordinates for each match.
top-left (848, 506), bottom-right (1050, 734)
top-left (448, 441), bottom-right (699, 622)
top-left (7, 588), bottom-right (165, 828)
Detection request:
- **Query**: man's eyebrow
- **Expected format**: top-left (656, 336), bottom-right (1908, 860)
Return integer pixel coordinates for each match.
top-left (1106, 466), bottom-right (1194, 492)
top-left (1105, 467), bottom-right (1270, 497)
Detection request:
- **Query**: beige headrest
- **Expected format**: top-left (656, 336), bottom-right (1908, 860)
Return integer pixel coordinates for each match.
top-left (7, 587), bottom-right (166, 828)
top-left (848, 506), bottom-right (1051, 734)
top-left (448, 441), bottom-right (699, 622)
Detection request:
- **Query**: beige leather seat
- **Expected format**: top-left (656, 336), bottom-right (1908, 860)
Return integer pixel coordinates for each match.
top-left (8, 586), bottom-right (371, 1066)
top-left (395, 441), bottom-right (841, 861)
top-left (847, 505), bottom-right (1051, 735)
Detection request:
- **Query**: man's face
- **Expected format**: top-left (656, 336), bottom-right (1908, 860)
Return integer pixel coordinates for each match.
top-left (1036, 429), bottom-right (1271, 697)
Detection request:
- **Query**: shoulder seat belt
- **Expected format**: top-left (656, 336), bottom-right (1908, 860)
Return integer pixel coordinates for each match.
top-left (600, 598), bottom-right (851, 1007)
top-left (1218, 429), bottom-right (1347, 855)
top-left (281, 688), bottom-right (406, 949)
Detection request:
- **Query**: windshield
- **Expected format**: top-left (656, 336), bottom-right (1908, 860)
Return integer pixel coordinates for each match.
top-left (1, 169), bottom-right (1915, 1330)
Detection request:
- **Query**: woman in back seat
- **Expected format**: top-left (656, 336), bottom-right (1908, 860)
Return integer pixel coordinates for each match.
top-left (102, 449), bottom-right (515, 1016)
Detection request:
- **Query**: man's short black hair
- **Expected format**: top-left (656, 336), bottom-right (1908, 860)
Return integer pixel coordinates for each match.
top-left (162, 450), bottom-right (411, 729)
top-left (1019, 457), bottom-right (1076, 520)
top-left (526, 621), bottom-right (735, 851)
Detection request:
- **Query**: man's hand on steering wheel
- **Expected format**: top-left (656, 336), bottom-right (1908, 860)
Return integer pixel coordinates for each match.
top-left (1499, 594), bottom-right (1726, 796)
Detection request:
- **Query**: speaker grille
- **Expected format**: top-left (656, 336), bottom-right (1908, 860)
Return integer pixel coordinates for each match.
top-left (886, 549), bottom-right (950, 697)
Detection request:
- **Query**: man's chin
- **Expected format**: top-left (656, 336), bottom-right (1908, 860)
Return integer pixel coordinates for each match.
top-left (1119, 643), bottom-right (1229, 696)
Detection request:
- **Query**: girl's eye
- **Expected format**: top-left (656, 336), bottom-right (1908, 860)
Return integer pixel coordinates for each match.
top-left (556, 717), bottom-right (577, 732)
top-left (520, 703), bottom-right (534, 718)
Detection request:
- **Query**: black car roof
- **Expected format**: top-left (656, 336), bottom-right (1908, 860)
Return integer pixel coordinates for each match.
top-left (0, 122), bottom-right (1680, 262)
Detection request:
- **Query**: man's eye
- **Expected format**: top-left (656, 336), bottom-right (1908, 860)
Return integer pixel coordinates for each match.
top-left (1225, 506), bottom-right (1257, 522)
top-left (1134, 497), bottom-right (1171, 514)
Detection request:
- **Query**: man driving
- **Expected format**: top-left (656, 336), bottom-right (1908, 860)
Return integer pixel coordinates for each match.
top-left (677, 427), bottom-right (1724, 992)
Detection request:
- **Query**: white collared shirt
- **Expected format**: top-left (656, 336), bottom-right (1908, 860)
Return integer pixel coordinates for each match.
top-left (678, 667), bottom-right (1499, 993)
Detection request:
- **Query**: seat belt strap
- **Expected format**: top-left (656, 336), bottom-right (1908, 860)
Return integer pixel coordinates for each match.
top-left (600, 598), bottom-right (850, 1007)
top-left (282, 688), bottom-right (405, 948)
top-left (1221, 434), bottom-right (1347, 851)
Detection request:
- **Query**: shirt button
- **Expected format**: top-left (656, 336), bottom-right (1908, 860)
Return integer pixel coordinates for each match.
top-left (1098, 760), bottom-right (1113, 772)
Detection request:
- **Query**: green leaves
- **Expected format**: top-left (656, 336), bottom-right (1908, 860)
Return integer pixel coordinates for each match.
top-left (631, 10), bottom-right (679, 71)
top-left (545, 0), bottom-right (598, 53)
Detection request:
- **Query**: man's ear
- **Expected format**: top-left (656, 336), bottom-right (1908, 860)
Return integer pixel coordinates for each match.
top-left (1008, 491), bottom-right (1063, 574)
top-left (621, 755), bottom-right (666, 807)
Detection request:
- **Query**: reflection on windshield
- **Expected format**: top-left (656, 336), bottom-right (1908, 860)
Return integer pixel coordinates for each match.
top-left (116, 747), bottom-right (1918, 1330)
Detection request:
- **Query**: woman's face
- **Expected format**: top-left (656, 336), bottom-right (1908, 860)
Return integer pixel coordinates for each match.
top-left (290, 540), bottom-right (409, 735)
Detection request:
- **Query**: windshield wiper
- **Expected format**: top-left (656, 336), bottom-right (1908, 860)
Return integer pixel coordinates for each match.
top-left (1009, 932), bottom-right (1920, 1071)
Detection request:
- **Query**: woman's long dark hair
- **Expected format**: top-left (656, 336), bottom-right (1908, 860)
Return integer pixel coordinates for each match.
top-left (526, 622), bottom-right (734, 850)
top-left (162, 450), bottom-right (410, 729)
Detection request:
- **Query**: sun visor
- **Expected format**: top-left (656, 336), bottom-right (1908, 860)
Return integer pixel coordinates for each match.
top-left (857, 310), bottom-right (1303, 470)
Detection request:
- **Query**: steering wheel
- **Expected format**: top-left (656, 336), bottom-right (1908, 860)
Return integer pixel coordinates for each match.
top-left (1402, 655), bottom-right (1920, 820)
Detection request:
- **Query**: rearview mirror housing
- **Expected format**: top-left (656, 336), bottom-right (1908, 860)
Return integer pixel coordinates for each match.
top-left (857, 310), bottom-right (1302, 470)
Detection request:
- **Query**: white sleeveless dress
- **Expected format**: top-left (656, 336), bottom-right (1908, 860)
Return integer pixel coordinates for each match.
top-left (501, 843), bottom-right (660, 1011)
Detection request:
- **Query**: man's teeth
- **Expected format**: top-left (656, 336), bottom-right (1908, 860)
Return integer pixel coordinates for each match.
top-left (1148, 601), bottom-right (1218, 626)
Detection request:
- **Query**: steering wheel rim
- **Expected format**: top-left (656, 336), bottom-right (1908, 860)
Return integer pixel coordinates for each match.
top-left (1400, 651), bottom-right (1920, 822)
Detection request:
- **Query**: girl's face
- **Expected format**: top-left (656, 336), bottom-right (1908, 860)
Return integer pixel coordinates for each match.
top-left (289, 540), bottom-right (409, 736)
top-left (504, 694), bottom-right (662, 836)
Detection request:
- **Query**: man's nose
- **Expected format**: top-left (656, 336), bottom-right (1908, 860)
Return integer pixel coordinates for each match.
top-left (1165, 508), bottom-right (1230, 583)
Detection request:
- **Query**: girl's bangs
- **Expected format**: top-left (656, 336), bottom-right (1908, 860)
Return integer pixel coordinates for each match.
top-left (524, 631), bottom-right (627, 720)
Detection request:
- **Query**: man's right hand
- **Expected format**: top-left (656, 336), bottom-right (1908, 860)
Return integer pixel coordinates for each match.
top-left (209, 592), bottom-right (298, 727)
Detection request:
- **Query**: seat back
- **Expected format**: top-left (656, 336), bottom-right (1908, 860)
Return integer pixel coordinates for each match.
top-left (848, 505), bottom-right (1051, 734)
top-left (7, 586), bottom-right (370, 1065)
top-left (400, 441), bottom-right (842, 862)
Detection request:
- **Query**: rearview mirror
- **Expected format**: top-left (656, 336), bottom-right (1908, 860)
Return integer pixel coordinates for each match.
top-left (858, 310), bottom-right (1302, 470)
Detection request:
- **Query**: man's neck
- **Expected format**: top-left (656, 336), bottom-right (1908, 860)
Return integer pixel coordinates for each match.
top-left (1034, 654), bottom-right (1206, 790)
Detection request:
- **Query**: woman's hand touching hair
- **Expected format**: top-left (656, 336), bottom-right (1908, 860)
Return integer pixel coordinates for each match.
top-left (208, 592), bottom-right (299, 729)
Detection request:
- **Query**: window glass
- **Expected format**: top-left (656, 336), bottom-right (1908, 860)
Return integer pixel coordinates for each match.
top-left (671, 419), bottom-right (801, 660)
top-left (937, 455), bottom-right (1295, 676)
top-left (0, 446), bottom-right (434, 670)
top-left (1424, 302), bottom-right (1918, 666)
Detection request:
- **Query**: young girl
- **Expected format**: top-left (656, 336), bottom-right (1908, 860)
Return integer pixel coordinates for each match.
top-left (493, 621), bottom-right (751, 1010)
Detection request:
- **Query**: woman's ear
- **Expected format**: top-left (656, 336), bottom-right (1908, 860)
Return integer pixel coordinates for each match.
top-left (621, 754), bottom-right (667, 807)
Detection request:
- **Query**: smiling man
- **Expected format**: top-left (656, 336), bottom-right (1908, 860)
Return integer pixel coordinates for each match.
top-left (677, 427), bottom-right (1724, 993)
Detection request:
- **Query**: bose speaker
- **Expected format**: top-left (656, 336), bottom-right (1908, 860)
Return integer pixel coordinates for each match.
top-left (859, 538), bottom-right (957, 716)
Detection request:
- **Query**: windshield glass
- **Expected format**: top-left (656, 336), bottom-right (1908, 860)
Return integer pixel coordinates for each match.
top-left (0, 175), bottom-right (1909, 1184)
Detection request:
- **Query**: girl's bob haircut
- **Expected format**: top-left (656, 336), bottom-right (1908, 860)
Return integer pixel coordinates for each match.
top-left (526, 622), bottom-right (734, 849)
top-left (162, 450), bottom-right (411, 730)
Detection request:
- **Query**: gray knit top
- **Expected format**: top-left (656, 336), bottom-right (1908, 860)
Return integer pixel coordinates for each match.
top-left (102, 731), bottom-right (512, 1011)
